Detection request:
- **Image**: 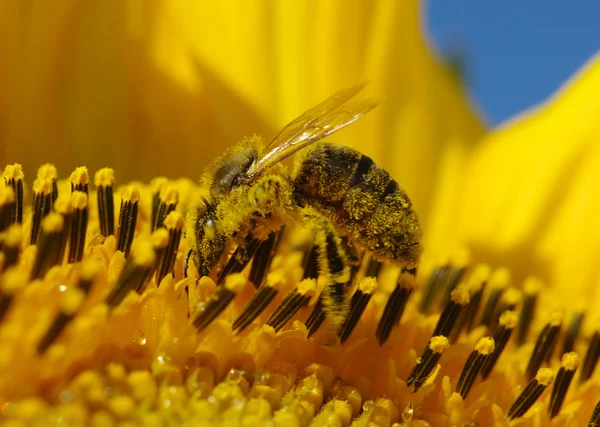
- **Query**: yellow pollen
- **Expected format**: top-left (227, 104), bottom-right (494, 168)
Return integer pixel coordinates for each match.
top-left (3, 225), bottom-right (22, 247)
top-left (549, 311), bottom-right (564, 327)
top-left (358, 277), bottom-right (378, 294)
top-left (225, 273), bottom-right (248, 293)
top-left (561, 352), bottom-right (580, 371)
top-left (449, 247), bottom-right (470, 267)
top-left (53, 194), bottom-right (73, 215)
top-left (450, 286), bottom-right (470, 305)
top-left (60, 287), bottom-right (86, 315)
top-left (265, 271), bottom-right (286, 290)
top-left (164, 211), bottom-right (185, 230)
top-left (160, 186), bottom-right (179, 205)
top-left (429, 336), bottom-right (450, 353)
top-left (70, 191), bottom-right (88, 210)
top-left (131, 240), bottom-right (157, 267)
top-left (297, 278), bottom-right (317, 296)
top-left (151, 228), bottom-right (170, 249)
top-left (69, 166), bottom-right (89, 186)
top-left (80, 259), bottom-right (101, 281)
top-left (498, 310), bottom-right (518, 328)
top-left (150, 177), bottom-right (169, 194)
top-left (33, 178), bottom-right (53, 195)
top-left (465, 263), bottom-right (491, 291)
top-left (36, 163), bottom-right (57, 180)
top-left (489, 267), bottom-right (511, 288)
top-left (501, 287), bottom-right (522, 306)
top-left (475, 336), bottom-right (495, 355)
top-left (1, 268), bottom-right (29, 294)
top-left (3, 163), bottom-right (24, 180)
top-left (122, 186), bottom-right (140, 202)
top-left (535, 368), bottom-right (555, 386)
top-left (0, 186), bottom-right (15, 205)
top-left (523, 276), bottom-right (543, 295)
top-left (94, 168), bottom-right (116, 187)
top-left (41, 212), bottom-right (64, 233)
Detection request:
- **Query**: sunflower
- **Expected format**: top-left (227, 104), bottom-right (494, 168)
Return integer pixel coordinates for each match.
top-left (1, 1), bottom-right (599, 426)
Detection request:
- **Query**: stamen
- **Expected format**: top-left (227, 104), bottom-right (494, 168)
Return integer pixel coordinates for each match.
top-left (376, 273), bottom-right (414, 345)
top-left (30, 179), bottom-right (53, 245)
top-left (233, 271), bottom-right (286, 333)
top-left (3, 163), bottom-right (24, 224)
top-left (562, 312), bottom-right (584, 354)
top-left (31, 213), bottom-right (65, 280)
top-left (517, 277), bottom-right (542, 346)
top-left (493, 287), bottom-right (521, 326)
top-left (580, 331), bottom-right (600, 383)
top-left (305, 293), bottom-right (326, 338)
top-left (407, 336), bottom-right (450, 392)
top-left (506, 368), bottom-right (554, 420)
top-left (525, 311), bottom-right (563, 381)
top-left (0, 225), bottom-right (22, 271)
top-left (155, 211), bottom-right (184, 283)
top-left (481, 310), bottom-right (518, 379)
top-left (432, 286), bottom-right (470, 338)
top-left (151, 228), bottom-right (170, 279)
top-left (152, 186), bottom-right (178, 231)
top-left (589, 400), bottom-right (600, 426)
top-left (150, 177), bottom-right (168, 231)
top-left (95, 168), bottom-right (116, 237)
top-left (549, 352), bottom-right (580, 418)
top-left (69, 166), bottom-right (89, 194)
top-left (338, 277), bottom-right (378, 344)
top-left (364, 258), bottom-right (382, 279)
top-left (116, 186), bottom-right (140, 257)
top-left (53, 194), bottom-right (73, 263)
top-left (217, 236), bottom-right (261, 285)
top-left (266, 278), bottom-right (316, 332)
top-left (479, 267), bottom-right (510, 328)
top-left (302, 245), bottom-right (319, 280)
top-left (37, 287), bottom-right (85, 354)
top-left (418, 265), bottom-right (449, 314)
top-left (192, 273), bottom-right (246, 332)
top-left (456, 336), bottom-right (495, 399)
top-left (248, 230), bottom-right (282, 288)
top-left (450, 264), bottom-right (490, 340)
top-left (0, 186), bottom-right (15, 233)
top-left (36, 261), bottom-right (100, 354)
top-left (67, 191), bottom-right (88, 263)
top-left (37, 163), bottom-right (58, 205)
top-left (105, 239), bottom-right (156, 308)
top-left (0, 268), bottom-right (28, 322)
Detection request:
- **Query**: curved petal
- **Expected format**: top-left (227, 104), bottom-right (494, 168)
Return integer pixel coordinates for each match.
top-left (457, 54), bottom-right (600, 296)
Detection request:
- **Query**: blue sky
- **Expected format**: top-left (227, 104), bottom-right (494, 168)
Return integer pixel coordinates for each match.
top-left (427, 2), bottom-right (600, 125)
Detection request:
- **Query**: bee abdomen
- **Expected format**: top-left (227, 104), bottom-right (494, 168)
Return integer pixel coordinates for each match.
top-left (294, 143), bottom-right (421, 266)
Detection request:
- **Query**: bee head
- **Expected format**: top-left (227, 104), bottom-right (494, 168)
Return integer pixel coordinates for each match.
top-left (210, 146), bottom-right (257, 200)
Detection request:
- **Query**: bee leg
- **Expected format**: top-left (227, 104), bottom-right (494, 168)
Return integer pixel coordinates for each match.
top-left (300, 207), bottom-right (350, 334)
top-left (184, 248), bottom-right (193, 278)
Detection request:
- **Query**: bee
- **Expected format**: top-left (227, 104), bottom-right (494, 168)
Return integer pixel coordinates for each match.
top-left (186, 83), bottom-right (422, 332)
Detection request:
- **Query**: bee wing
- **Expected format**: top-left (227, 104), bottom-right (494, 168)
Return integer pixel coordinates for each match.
top-left (245, 83), bottom-right (376, 179)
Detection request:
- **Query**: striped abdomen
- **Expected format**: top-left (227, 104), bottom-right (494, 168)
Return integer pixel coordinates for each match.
top-left (293, 143), bottom-right (421, 267)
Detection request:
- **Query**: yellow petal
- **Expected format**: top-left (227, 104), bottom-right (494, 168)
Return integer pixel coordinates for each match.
top-left (457, 53), bottom-right (600, 297)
